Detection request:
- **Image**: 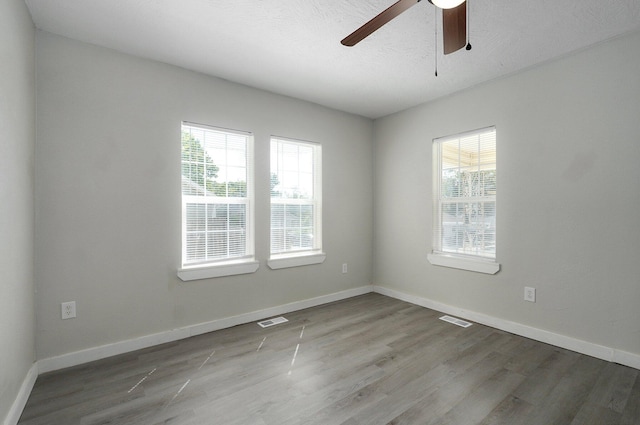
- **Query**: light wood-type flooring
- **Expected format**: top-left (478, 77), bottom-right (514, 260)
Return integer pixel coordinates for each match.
top-left (19, 293), bottom-right (640, 424)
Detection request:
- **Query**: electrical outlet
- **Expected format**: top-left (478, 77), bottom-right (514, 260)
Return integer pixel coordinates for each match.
top-left (342, 263), bottom-right (348, 274)
top-left (61, 301), bottom-right (76, 319)
top-left (524, 287), bottom-right (536, 303)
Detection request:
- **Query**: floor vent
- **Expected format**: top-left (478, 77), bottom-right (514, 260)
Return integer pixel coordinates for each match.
top-left (257, 316), bottom-right (288, 328)
top-left (439, 315), bottom-right (473, 328)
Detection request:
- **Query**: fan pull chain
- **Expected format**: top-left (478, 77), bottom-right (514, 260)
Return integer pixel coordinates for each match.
top-left (466, 0), bottom-right (472, 50)
top-left (434, 6), bottom-right (438, 76)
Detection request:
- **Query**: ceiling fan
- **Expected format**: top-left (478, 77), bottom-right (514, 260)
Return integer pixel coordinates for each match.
top-left (341, 0), bottom-right (470, 55)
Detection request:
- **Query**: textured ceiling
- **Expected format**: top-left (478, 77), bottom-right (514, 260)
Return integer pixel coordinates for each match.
top-left (25, 0), bottom-right (640, 119)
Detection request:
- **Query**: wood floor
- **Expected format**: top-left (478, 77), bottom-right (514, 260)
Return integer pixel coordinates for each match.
top-left (19, 294), bottom-right (640, 425)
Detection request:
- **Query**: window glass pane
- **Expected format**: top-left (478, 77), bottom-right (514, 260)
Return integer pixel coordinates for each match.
top-left (271, 203), bottom-right (285, 253)
top-left (442, 169), bottom-right (461, 198)
top-left (186, 204), bottom-right (206, 232)
top-left (209, 204), bottom-right (227, 231)
top-left (300, 227), bottom-right (314, 249)
top-left (441, 140), bottom-right (461, 169)
top-left (299, 146), bottom-right (313, 172)
top-left (300, 205), bottom-right (313, 227)
top-left (271, 204), bottom-right (284, 227)
top-left (229, 204), bottom-right (245, 230)
top-left (478, 170), bottom-right (497, 196)
top-left (209, 232), bottom-right (226, 259)
top-left (299, 173), bottom-right (313, 199)
top-left (441, 201), bottom-right (496, 256)
top-left (186, 233), bottom-right (206, 262)
top-left (181, 123), bottom-right (252, 266)
top-left (271, 229), bottom-right (284, 253)
top-left (282, 171), bottom-right (300, 198)
top-left (285, 204), bottom-right (300, 228)
top-left (270, 138), bottom-right (321, 256)
top-left (285, 229), bottom-right (297, 251)
top-left (434, 127), bottom-right (496, 260)
top-left (282, 144), bottom-right (299, 172)
top-left (229, 231), bottom-right (246, 257)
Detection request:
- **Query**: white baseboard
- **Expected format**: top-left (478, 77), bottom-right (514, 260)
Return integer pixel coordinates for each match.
top-left (38, 284), bottom-right (640, 373)
top-left (373, 285), bottom-right (640, 370)
top-left (38, 285), bottom-right (373, 374)
top-left (12, 284), bottom-right (640, 424)
top-left (613, 349), bottom-right (640, 370)
top-left (4, 363), bottom-right (38, 425)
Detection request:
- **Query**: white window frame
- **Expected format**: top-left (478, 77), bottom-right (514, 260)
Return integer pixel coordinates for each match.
top-left (268, 136), bottom-right (325, 269)
top-left (428, 126), bottom-right (500, 274)
top-left (178, 122), bottom-right (258, 281)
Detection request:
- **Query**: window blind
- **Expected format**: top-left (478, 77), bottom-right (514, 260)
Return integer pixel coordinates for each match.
top-left (270, 137), bottom-right (322, 256)
top-left (181, 122), bottom-right (254, 267)
top-left (433, 127), bottom-right (496, 259)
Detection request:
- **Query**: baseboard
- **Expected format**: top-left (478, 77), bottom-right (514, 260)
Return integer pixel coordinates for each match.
top-left (38, 285), bottom-right (373, 374)
top-left (614, 349), bottom-right (640, 370)
top-left (4, 363), bottom-right (38, 425)
top-left (19, 283), bottom-right (640, 423)
top-left (373, 285), bottom-right (640, 370)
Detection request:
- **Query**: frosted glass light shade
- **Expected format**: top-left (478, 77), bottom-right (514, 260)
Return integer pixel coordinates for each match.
top-left (431, 0), bottom-right (465, 9)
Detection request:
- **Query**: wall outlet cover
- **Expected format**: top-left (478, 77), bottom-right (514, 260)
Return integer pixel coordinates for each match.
top-left (524, 287), bottom-right (536, 303)
top-left (61, 301), bottom-right (76, 319)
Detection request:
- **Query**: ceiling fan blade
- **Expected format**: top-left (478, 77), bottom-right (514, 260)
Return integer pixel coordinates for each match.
top-left (341, 0), bottom-right (421, 47)
top-left (442, 1), bottom-right (466, 54)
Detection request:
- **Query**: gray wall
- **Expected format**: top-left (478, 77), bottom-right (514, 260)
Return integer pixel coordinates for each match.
top-left (373, 31), bottom-right (640, 356)
top-left (0, 0), bottom-right (36, 421)
top-left (35, 32), bottom-right (374, 360)
top-left (25, 9), bottom-right (640, 380)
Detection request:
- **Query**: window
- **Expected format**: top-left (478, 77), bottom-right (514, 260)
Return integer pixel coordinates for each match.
top-left (178, 122), bottom-right (257, 280)
top-left (428, 127), bottom-right (499, 274)
top-left (268, 137), bottom-right (325, 269)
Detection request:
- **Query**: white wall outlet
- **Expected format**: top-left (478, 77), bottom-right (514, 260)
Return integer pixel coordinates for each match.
top-left (524, 287), bottom-right (536, 303)
top-left (342, 263), bottom-right (348, 274)
top-left (61, 301), bottom-right (76, 319)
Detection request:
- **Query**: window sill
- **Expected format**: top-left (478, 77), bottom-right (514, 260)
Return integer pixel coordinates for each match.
top-left (178, 259), bottom-right (260, 281)
top-left (268, 252), bottom-right (326, 270)
top-left (428, 253), bottom-right (500, 274)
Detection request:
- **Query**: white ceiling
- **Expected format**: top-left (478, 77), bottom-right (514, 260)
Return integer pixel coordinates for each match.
top-left (25, 0), bottom-right (640, 119)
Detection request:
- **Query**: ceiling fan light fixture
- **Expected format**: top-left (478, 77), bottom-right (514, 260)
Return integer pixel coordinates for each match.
top-left (431, 0), bottom-right (465, 9)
